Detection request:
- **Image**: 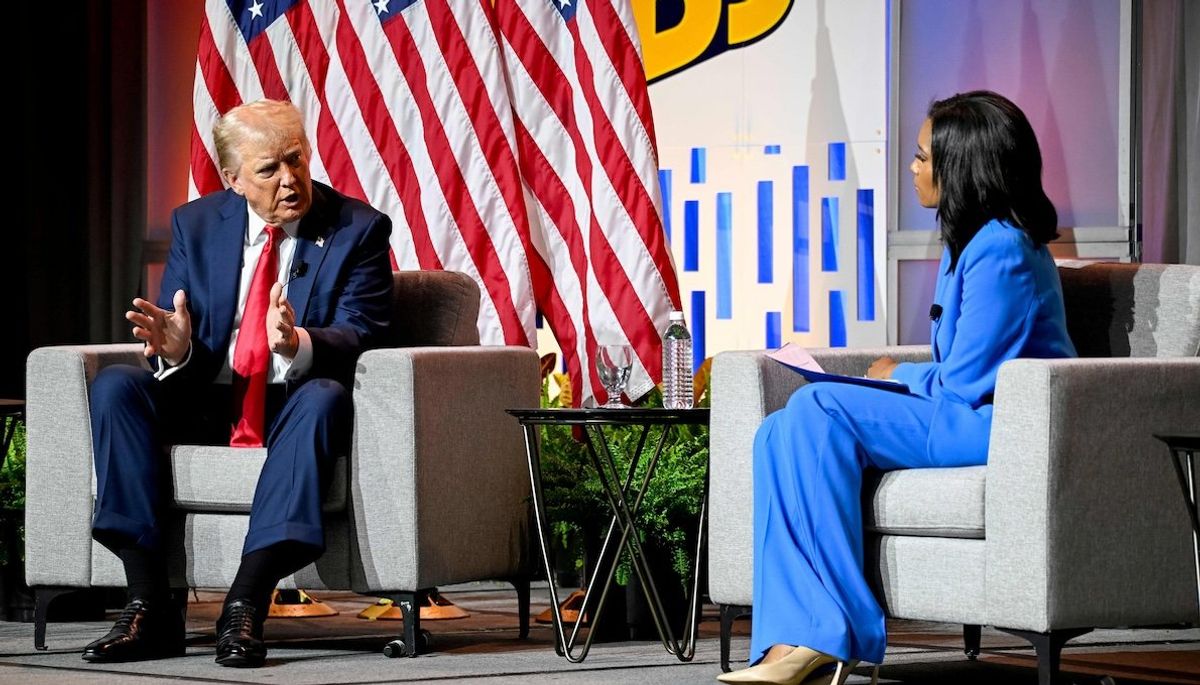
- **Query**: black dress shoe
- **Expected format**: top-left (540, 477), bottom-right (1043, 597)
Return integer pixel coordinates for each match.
top-left (215, 599), bottom-right (266, 668)
top-left (81, 598), bottom-right (186, 663)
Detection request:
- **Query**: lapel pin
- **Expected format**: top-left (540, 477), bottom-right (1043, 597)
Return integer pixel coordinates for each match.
top-left (315, 236), bottom-right (325, 248)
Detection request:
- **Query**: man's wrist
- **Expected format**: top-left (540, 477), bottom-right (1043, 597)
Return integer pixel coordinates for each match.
top-left (281, 329), bottom-right (300, 359)
top-left (163, 342), bottom-right (191, 367)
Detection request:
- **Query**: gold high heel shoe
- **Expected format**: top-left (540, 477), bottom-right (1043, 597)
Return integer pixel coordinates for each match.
top-left (801, 660), bottom-right (880, 685)
top-left (715, 646), bottom-right (836, 684)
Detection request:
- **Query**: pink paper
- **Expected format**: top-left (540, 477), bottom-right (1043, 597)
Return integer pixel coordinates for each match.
top-left (765, 343), bottom-right (825, 373)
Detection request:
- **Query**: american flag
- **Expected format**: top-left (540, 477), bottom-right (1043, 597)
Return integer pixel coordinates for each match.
top-left (190, 0), bottom-right (680, 406)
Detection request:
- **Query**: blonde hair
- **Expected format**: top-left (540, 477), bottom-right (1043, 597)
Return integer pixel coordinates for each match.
top-left (212, 99), bottom-right (311, 175)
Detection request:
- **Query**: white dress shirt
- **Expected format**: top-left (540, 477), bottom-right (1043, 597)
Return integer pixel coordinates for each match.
top-left (156, 206), bottom-right (314, 383)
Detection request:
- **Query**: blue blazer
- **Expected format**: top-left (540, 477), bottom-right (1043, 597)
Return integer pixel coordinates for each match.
top-left (891, 219), bottom-right (1076, 464)
top-left (155, 181), bottom-right (393, 389)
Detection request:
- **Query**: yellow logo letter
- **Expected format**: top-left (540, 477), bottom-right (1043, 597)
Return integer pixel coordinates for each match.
top-left (727, 0), bottom-right (792, 46)
top-left (633, 0), bottom-right (722, 82)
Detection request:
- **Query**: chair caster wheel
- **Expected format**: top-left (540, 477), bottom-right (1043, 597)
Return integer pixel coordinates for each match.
top-left (383, 639), bottom-right (408, 658)
top-left (965, 648), bottom-right (979, 660)
top-left (382, 630), bottom-right (432, 658)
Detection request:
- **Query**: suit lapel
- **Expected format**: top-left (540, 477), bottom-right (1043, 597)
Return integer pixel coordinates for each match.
top-left (290, 185), bottom-right (336, 325)
top-left (209, 192), bottom-right (247, 350)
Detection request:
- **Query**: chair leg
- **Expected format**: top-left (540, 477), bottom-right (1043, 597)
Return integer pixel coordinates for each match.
top-left (507, 576), bottom-right (531, 640)
top-left (381, 591), bottom-right (430, 658)
top-left (719, 603), bottom-right (752, 673)
top-left (963, 624), bottom-right (981, 660)
top-left (170, 587), bottom-right (190, 624)
top-left (999, 627), bottom-right (1092, 685)
top-left (33, 587), bottom-right (74, 651)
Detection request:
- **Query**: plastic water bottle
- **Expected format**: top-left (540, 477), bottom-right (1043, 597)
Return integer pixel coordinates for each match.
top-left (662, 310), bottom-right (694, 409)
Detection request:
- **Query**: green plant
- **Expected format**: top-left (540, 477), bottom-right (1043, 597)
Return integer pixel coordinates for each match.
top-left (0, 420), bottom-right (26, 567)
top-left (536, 365), bottom-right (710, 592)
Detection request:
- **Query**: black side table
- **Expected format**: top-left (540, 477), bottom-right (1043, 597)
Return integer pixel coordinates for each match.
top-left (507, 407), bottom-right (709, 663)
top-left (1155, 433), bottom-right (1200, 622)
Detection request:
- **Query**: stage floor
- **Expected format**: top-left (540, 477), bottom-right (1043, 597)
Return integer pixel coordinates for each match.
top-left (0, 583), bottom-right (1196, 684)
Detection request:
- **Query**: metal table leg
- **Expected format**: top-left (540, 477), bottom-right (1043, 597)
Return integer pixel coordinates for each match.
top-left (521, 420), bottom-right (709, 663)
top-left (1166, 445), bottom-right (1200, 623)
top-left (579, 423), bottom-right (705, 662)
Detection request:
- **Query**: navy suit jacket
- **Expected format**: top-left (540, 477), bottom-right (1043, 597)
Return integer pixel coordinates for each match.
top-left (155, 181), bottom-right (393, 390)
top-left (891, 219), bottom-right (1076, 464)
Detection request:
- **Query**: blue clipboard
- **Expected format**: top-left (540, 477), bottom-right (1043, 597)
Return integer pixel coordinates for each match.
top-left (786, 366), bottom-right (911, 394)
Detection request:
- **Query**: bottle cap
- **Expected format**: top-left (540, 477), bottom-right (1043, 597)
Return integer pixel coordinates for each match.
top-left (669, 310), bottom-right (685, 321)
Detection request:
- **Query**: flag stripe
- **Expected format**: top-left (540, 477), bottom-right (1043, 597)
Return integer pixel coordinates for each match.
top-left (197, 13), bottom-right (243, 115)
top-left (513, 118), bottom-right (600, 403)
top-left (380, 12), bottom-right (526, 345)
top-left (589, 0), bottom-right (657, 153)
top-left (287, 2), bottom-right (369, 202)
top-left (428, 0), bottom-right (536, 298)
top-left (245, 31), bottom-right (290, 101)
top-left (566, 15), bottom-right (662, 378)
top-left (190, 120), bottom-right (224, 196)
top-left (331, 0), bottom-right (442, 270)
top-left (407, 0), bottom-right (538, 345)
top-left (499, 5), bottom-right (629, 402)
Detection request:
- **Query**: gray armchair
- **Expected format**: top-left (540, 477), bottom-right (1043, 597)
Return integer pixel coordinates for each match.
top-left (708, 262), bottom-right (1200, 684)
top-left (25, 270), bottom-right (540, 657)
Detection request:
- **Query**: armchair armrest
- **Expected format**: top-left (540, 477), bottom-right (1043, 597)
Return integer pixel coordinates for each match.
top-left (348, 345), bottom-right (540, 592)
top-left (707, 345), bottom-right (930, 605)
top-left (808, 345), bottom-right (933, 377)
top-left (985, 356), bottom-right (1200, 632)
top-left (25, 344), bottom-right (147, 587)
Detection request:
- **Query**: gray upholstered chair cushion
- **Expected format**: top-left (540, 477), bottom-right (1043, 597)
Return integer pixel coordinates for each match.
top-left (864, 466), bottom-right (986, 539)
top-left (167, 446), bottom-right (348, 513)
top-left (1059, 262), bottom-right (1200, 358)
top-left (386, 270), bottom-right (482, 347)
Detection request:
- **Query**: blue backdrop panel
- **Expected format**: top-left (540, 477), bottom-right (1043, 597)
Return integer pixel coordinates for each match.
top-left (829, 290), bottom-right (847, 347)
top-left (690, 147), bottom-right (707, 183)
top-left (792, 165), bottom-right (810, 332)
top-left (857, 188), bottom-right (875, 321)
top-left (766, 311), bottom-right (782, 349)
top-left (821, 197), bottom-right (839, 272)
top-left (717, 192), bottom-right (733, 319)
top-left (758, 181), bottom-right (774, 284)
top-left (684, 199), bottom-right (700, 271)
top-left (691, 290), bottom-right (706, 372)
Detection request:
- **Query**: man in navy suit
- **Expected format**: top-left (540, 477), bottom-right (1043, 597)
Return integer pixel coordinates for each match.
top-left (81, 100), bottom-right (392, 667)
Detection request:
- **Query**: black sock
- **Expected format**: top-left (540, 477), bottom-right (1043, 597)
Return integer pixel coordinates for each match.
top-left (118, 545), bottom-right (169, 604)
top-left (225, 542), bottom-right (316, 615)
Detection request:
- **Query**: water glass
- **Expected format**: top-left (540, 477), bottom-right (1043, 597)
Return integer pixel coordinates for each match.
top-left (596, 344), bottom-right (633, 408)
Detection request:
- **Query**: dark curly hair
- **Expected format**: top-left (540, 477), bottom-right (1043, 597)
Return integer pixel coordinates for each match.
top-left (928, 90), bottom-right (1059, 271)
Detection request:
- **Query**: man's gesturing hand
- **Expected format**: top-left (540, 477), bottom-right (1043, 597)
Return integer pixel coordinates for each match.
top-left (127, 289), bottom-right (192, 365)
top-left (267, 282), bottom-right (300, 359)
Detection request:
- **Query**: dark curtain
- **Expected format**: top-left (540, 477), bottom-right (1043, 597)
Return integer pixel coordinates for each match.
top-left (4, 2), bottom-right (147, 398)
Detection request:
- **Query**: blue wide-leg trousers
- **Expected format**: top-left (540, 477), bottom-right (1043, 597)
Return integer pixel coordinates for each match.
top-left (749, 383), bottom-right (986, 665)
top-left (89, 365), bottom-right (351, 557)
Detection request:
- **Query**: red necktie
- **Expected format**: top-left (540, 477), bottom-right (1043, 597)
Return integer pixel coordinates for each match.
top-left (230, 225), bottom-right (283, 447)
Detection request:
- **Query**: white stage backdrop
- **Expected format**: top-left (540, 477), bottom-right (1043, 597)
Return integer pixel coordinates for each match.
top-left (537, 0), bottom-right (889, 369)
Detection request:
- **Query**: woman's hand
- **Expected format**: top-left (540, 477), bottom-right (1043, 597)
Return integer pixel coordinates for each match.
top-left (867, 356), bottom-right (899, 380)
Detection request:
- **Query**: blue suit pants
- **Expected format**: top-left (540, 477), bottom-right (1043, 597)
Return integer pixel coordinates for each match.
top-left (750, 383), bottom-right (986, 665)
top-left (89, 365), bottom-right (351, 558)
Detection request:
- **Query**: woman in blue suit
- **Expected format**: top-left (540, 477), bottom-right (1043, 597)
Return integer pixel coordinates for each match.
top-left (718, 91), bottom-right (1077, 685)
